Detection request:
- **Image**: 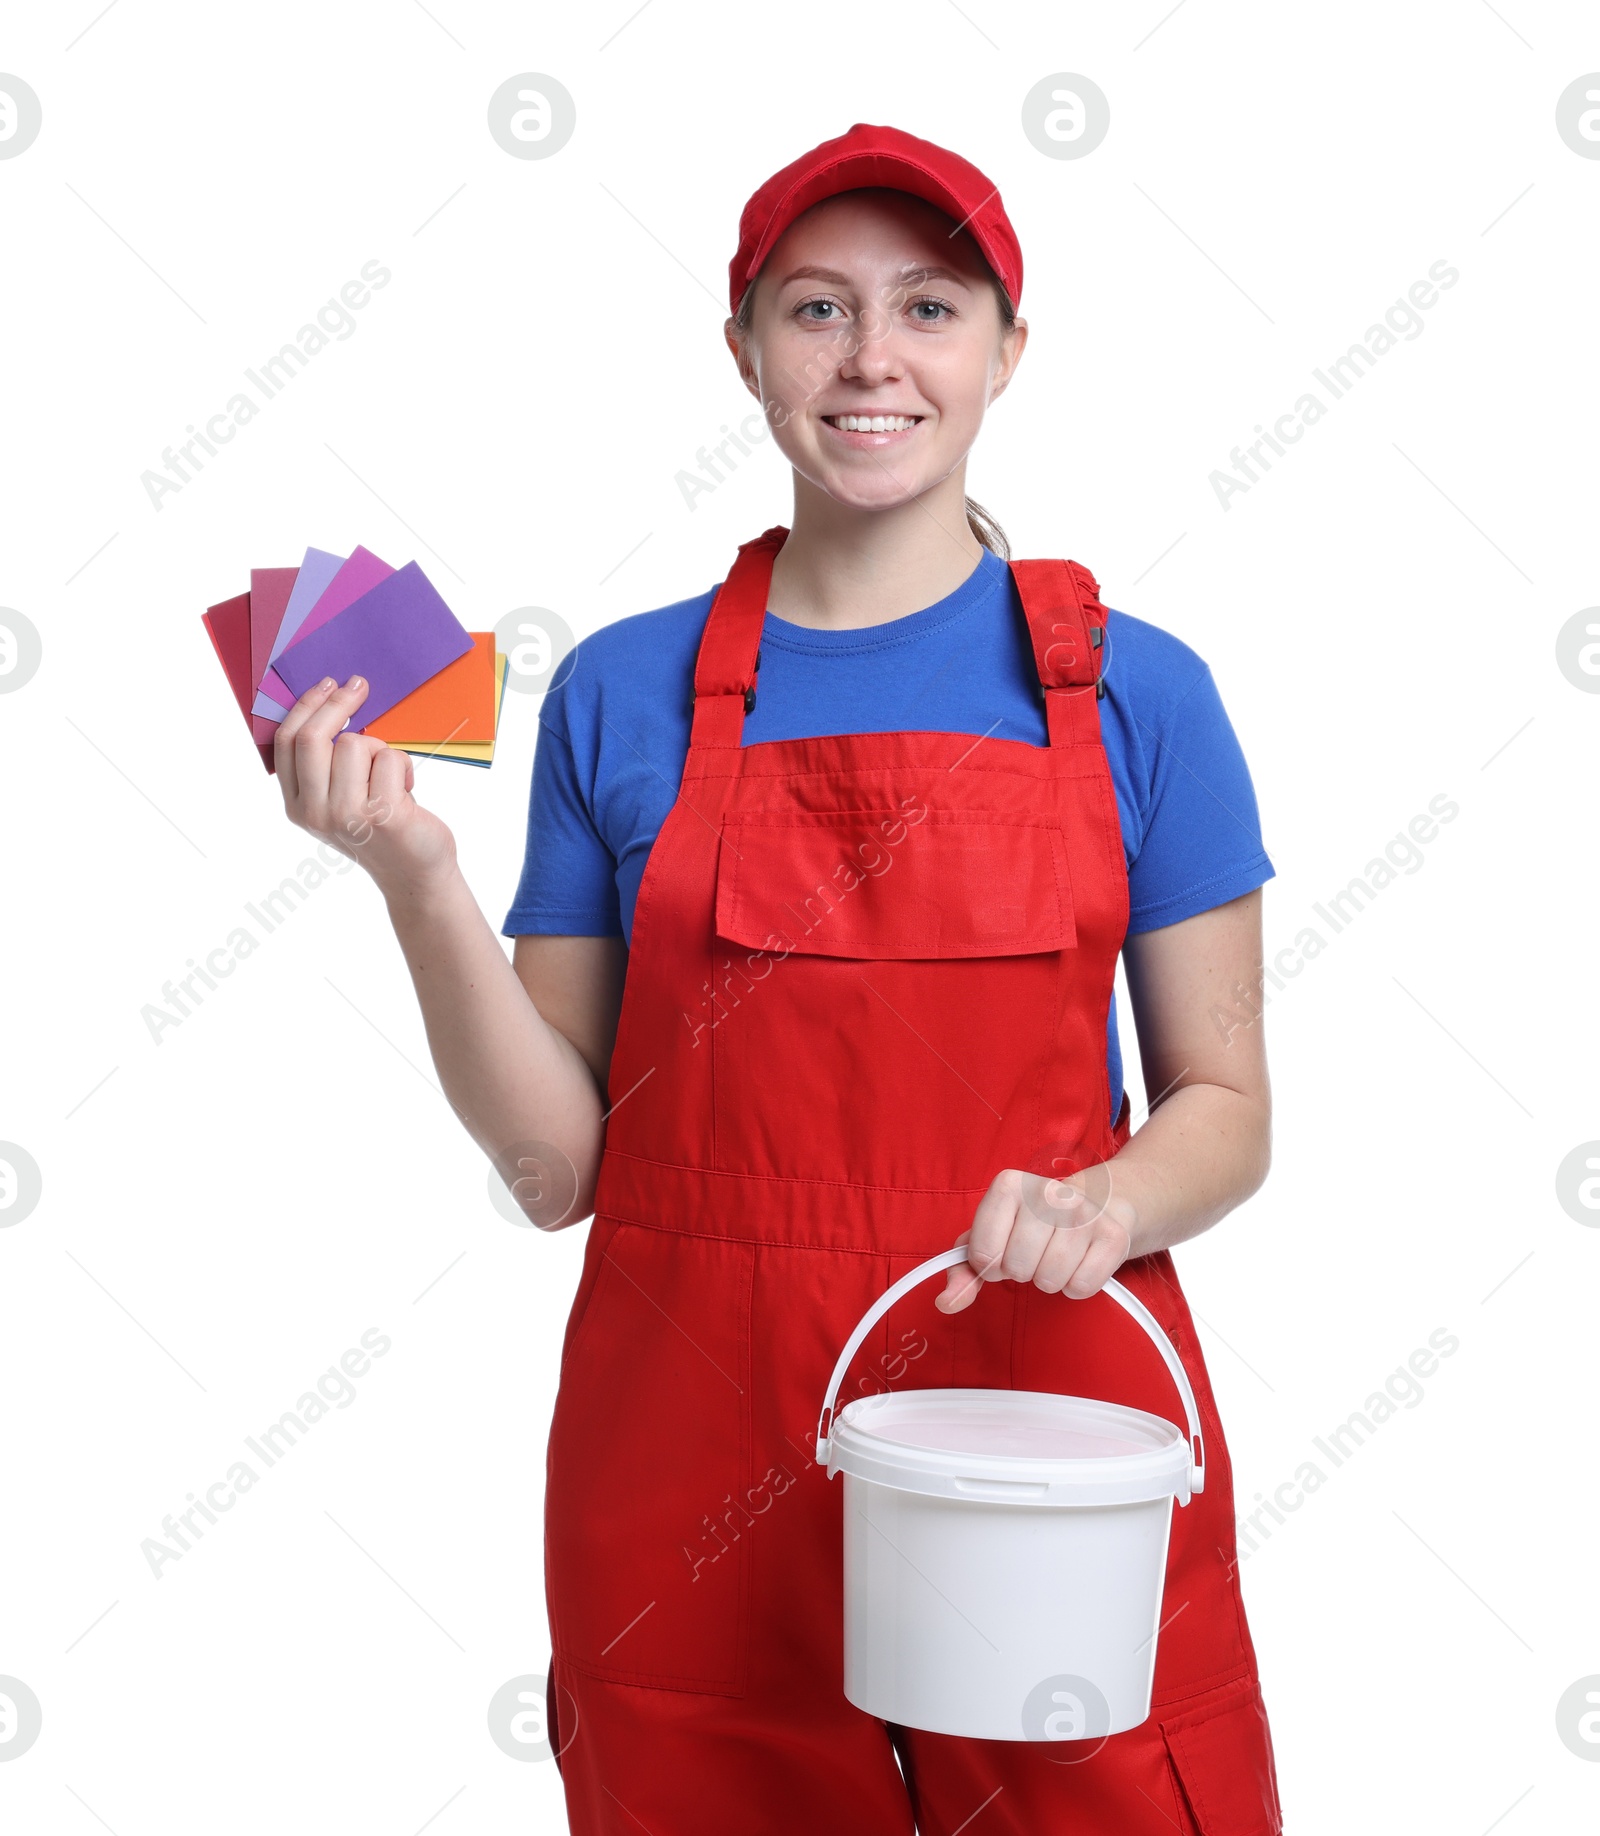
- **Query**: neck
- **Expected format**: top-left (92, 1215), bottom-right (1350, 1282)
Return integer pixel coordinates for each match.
top-left (765, 470), bottom-right (987, 630)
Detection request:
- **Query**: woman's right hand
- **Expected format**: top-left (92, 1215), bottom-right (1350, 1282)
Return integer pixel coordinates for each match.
top-left (275, 674), bottom-right (458, 898)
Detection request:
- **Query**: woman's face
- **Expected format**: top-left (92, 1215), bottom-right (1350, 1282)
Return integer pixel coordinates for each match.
top-left (728, 189), bottom-right (1026, 515)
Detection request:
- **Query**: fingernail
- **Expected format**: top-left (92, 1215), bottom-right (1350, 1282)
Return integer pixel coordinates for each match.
top-left (346, 675), bottom-right (363, 689)
top-left (317, 676), bottom-right (335, 692)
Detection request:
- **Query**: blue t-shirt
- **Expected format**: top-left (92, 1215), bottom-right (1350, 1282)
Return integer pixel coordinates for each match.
top-left (502, 545), bottom-right (1275, 1125)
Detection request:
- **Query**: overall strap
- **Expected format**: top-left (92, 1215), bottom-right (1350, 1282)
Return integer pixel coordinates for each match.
top-left (1008, 557), bottom-right (1108, 747)
top-left (689, 525), bottom-right (788, 747)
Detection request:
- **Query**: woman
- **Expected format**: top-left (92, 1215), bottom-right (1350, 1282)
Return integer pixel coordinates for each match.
top-left (277, 123), bottom-right (1283, 1835)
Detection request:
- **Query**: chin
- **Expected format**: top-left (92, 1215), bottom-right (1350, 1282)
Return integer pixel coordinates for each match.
top-left (823, 485), bottom-right (930, 515)
top-left (804, 464), bottom-right (943, 512)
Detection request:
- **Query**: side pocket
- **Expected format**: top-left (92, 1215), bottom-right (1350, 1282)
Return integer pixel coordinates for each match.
top-left (558, 1217), bottom-right (620, 1371)
top-left (1161, 1676), bottom-right (1283, 1835)
top-left (545, 1225), bottom-right (754, 1694)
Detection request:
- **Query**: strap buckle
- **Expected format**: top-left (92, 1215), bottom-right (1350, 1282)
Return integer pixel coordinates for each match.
top-left (691, 646), bottom-right (763, 717)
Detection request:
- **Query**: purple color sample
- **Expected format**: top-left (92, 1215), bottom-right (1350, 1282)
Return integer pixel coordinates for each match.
top-left (257, 545), bottom-right (392, 710)
top-left (273, 561), bottom-right (474, 730)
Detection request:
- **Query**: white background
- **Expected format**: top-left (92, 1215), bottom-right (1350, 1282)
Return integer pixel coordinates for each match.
top-left (1, 1), bottom-right (1596, 1830)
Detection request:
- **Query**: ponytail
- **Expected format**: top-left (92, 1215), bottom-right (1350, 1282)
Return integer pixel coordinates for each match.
top-left (964, 496), bottom-right (1009, 559)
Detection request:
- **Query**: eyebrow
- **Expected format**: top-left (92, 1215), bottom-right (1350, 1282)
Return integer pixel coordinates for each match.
top-left (775, 262), bottom-right (976, 291)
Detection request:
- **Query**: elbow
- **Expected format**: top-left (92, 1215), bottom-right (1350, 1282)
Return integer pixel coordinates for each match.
top-left (1241, 1093), bottom-right (1272, 1201)
top-left (491, 1132), bottom-right (603, 1232)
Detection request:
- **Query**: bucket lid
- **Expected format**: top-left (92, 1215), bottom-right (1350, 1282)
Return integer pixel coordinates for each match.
top-left (828, 1386), bottom-right (1194, 1506)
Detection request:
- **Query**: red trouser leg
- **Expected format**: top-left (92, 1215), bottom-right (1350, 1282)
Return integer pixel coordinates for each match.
top-left (544, 1230), bottom-right (916, 1833)
top-left (548, 1658), bottom-right (916, 1835)
top-left (893, 1723), bottom-right (1194, 1834)
top-left (891, 1671), bottom-right (1280, 1834)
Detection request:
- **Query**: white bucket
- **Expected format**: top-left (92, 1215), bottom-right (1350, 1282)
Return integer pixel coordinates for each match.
top-left (815, 1246), bottom-right (1205, 1743)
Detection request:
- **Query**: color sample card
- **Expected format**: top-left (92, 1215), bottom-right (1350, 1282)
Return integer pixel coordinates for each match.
top-left (367, 631), bottom-right (496, 743)
top-left (257, 545), bottom-right (392, 711)
top-left (248, 568), bottom-right (298, 699)
top-left (201, 591), bottom-right (255, 726)
top-left (252, 547), bottom-right (345, 718)
top-left (248, 568), bottom-right (299, 745)
top-left (273, 561), bottom-right (475, 730)
top-left (202, 544), bottom-right (505, 775)
top-left (392, 651), bottom-right (509, 766)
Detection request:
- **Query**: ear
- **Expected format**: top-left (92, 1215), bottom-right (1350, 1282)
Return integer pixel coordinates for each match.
top-left (988, 316), bottom-right (1029, 405)
top-left (724, 317), bottom-right (759, 397)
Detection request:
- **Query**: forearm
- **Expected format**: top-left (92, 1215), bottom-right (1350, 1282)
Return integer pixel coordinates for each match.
top-left (381, 865), bottom-right (607, 1217)
top-left (1101, 1081), bottom-right (1271, 1261)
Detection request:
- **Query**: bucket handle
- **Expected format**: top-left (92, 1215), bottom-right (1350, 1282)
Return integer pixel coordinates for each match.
top-left (814, 1246), bottom-right (1206, 1496)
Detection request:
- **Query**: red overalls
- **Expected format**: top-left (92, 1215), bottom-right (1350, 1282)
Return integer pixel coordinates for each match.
top-left (543, 527), bottom-right (1283, 1834)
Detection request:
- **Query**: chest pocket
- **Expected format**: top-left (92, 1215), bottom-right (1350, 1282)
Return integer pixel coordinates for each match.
top-left (714, 808), bottom-right (1077, 959)
top-left (709, 808), bottom-right (1077, 1189)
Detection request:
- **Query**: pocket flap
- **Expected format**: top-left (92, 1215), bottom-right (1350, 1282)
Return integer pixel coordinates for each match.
top-left (1161, 1679), bottom-right (1283, 1834)
top-left (715, 810), bottom-right (1076, 959)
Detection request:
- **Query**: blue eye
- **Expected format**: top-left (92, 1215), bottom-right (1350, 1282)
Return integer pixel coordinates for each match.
top-left (792, 294), bottom-right (954, 324)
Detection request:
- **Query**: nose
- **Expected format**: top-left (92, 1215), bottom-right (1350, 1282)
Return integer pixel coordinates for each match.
top-left (836, 301), bottom-right (908, 388)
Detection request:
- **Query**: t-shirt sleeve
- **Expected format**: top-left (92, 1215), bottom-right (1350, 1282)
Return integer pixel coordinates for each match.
top-left (1124, 664), bottom-right (1275, 934)
top-left (500, 708), bottom-right (624, 938)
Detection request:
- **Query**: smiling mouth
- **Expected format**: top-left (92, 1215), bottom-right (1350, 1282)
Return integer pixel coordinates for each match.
top-left (821, 413), bottom-right (924, 438)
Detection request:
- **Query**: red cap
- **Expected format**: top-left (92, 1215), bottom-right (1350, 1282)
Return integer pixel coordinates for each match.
top-left (729, 122), bottom-right (1023, 317)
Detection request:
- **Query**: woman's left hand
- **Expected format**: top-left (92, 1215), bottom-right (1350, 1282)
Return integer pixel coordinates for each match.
top-left (937, 1165), bottom-right (1136, 1312)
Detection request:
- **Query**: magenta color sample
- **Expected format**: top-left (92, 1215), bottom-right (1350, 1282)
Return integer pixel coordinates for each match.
top-left (257, 545), bottom-right (393, 711)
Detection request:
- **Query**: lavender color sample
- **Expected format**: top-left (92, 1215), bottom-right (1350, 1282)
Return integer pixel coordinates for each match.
top-left (252, 546), bottom-right (346, 717)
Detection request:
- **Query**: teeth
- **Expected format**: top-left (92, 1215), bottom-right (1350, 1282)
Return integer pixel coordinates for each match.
top-left (828, 414), bottom-right (920, 433)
